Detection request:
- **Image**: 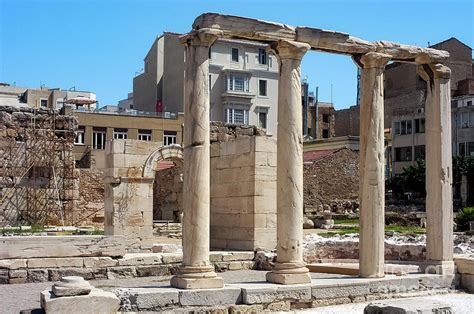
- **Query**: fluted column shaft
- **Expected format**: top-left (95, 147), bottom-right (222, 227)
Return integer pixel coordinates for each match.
top-left (357, 52), bottom-right (390, 278)
top-left (418, 63), bottom-right (454, 274)
top-left (266, 40), bottom-right (311, 285)
top-left (171, 29), bottom-right (224, 289)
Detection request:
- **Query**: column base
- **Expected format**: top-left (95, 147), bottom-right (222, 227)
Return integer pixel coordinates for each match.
top-left (419, 260), bottom-right (455, 275)
top-left (266, 263), bottom-right (311, 285)
top-left (170, 266), bottom-right (224, 289)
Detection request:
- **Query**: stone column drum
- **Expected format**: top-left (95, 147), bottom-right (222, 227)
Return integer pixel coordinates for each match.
top-left (170, 29), bottom-right (224, 289)
top-left (356, 52), bottom-right (390, 278)
top-left (418, 63), bottom-right (454, 274)
top-left (266, 40), bottom-right (311, 285)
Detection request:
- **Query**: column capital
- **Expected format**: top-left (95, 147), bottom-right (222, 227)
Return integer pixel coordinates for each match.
top-left (180, 28), bottom-right (222, 47)
top-left (270, 40), bottom-right (310, 60)
top-left (354, 52), bottom-right (391, 69)
top-left (417, 63), bottom-right (451, 81)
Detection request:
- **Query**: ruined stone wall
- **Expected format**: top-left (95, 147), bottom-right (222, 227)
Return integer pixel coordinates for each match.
top-left (0, 106), bottom-right (79, 226)
top-left (76, 168), bottom-right (105, 226)
top-left (153, 166), bottom-right (183, 221)
top-left (210, 122), bottom-right (277, 251)
top-left (334, 105), bottom-right (360, 136)
top-left (303, 148), bottom-right (359, 217)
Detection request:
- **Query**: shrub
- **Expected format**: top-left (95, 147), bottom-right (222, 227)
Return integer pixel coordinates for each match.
top-left (456, 207), bottom-right (474, 231)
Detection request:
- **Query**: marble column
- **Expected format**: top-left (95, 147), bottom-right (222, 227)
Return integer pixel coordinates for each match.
top-left (170, 29), bottom-right (224, 289)
top-left (356, 52), bottom-right (390, 278)
top-left (266, 40), bottom-right (311, 285)
top-left (417, 63), bottom-right (454, 274)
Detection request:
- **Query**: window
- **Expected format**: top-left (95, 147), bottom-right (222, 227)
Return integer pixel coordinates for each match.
top-left (75, 127), bottom-right (85, 145)
top-left (394, 121), bottom-right (400, 135)
top-left (459, 142), bottom-right (474, 156)
top-left (322, 114), bottom-right (329, 123)
top-left (461, 112), bottom-right (469, 128)
top-left (138, 129), bottom-right (152, 141)
top-left (92, 129), bottom-right (106, 150)
top-left (258, 111), bottom-right (267, 129)
top-left (467, 101), bottom-right (472, 107)
top-left (395, 146), bottom-right (412, 162)
top-left (225, 106), bottom-right (249, 124)
top-left (470, 112), bottom-right (474, 127)
top-left (414, 118), bottom-right (425, 133)
top-left (322, 129), bottom-right (329, 138)
top-left (113, 128), bottom-right (128, 139)
top-left (258, 80), bottom-right (267, 96)
top-left (394, 119), bottom-right (412, 135)
top-left (258, 48), bottom-right (267, 65)
top-left (163, 131), bottom-right (177, 146)
top-left (40, 98), bottom-right (48, 107)
top-left (414, 145), bottom-right (425, 159)
top-left (231, 48), bottom-right (239, 62)
top-left (225, 73), bottom-right (250, 92)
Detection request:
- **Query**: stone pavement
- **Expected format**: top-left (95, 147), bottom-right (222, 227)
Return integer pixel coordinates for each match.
top-left (1, 270), bottom-right (466, 313)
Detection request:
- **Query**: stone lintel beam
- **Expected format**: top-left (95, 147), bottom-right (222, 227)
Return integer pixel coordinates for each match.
top-left (296, 27), bottom-right (449, 63)
top-left (192, 13), bottom-right (296, 42)
top-left (417, 63), bottom-right (452, 82)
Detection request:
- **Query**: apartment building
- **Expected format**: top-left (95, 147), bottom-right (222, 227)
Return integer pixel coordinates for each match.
top-left (70, 107), bottom-right (183, 169)
top-left (0, 84), bottom-right (97, 110)
top-left (209, 38), bottom-right (279, 136)
top-left (133, 33), bottom-right (279, 136)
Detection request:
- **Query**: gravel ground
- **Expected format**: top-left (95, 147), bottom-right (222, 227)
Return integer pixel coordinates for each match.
top-left (2, 270), bottom-right (472, 313)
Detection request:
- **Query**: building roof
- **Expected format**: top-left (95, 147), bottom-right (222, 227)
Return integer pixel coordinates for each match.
top-left (429, 37), bottom-right (472, 51)
top-left (303, 148), bottom-right (340, 162)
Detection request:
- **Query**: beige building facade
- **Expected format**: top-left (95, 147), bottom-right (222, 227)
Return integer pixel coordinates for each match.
top-left (133, 33), bottom-right (279, 136)
top-left (71, 109), bottom-right (183, 169)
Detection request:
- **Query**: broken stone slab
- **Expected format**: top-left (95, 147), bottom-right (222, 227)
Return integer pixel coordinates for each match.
top-left (178, 287), bottom-right (242, 306)
top-left (106, 266), bottom-right (137, 279)
top-left (239, 283), bottom-right (311, 304)
top-left (117, 253), bottom-right (163, 266)
top-left (454, 256), bottom-right (474, 274)
top-left (28, 257), bottom-right (84, 268)
top-left (41, 288), bottom-right (120, 314)
top-left (0, 258), bottom-right (27, 269)
top-left (152, 243), bottom-right (181, 253)
top-left (364, 297), bottom-right (453, 313)
top-left (114, 287), bottom-right (178, 311)
top-left (0, 236), bottom-right (127, 259)
top-left (52, 276), bottom-right (92, 297)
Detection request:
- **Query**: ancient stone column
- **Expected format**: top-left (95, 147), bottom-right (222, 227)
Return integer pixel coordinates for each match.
top-left (170, 29), bottom-right (224, 289)
top-left (356, 52), bottom-right (390, 278)
top-left (417, 63), bottom-right (454, 274)
top-left (266, 40), bottom-right (311, 285)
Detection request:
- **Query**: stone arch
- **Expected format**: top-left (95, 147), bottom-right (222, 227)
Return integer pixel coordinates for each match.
top-left (142, 144), bottom-right (183, 179)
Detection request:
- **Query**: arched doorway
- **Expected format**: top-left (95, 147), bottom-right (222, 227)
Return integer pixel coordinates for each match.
top-left (143, 144), bottom-right (184, 222)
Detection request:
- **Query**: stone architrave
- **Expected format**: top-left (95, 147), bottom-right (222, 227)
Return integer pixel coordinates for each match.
top-left (170, 29), bottom-right (224, 289)
top-left (266, 40), bottom-right (312, 285)
top-left (417, 63), bottom-right (454, 274)
top-left (355, 52), bottom-right (390, 278)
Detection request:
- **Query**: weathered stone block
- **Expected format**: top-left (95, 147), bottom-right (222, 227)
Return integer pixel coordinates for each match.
top-left (461, 273), bottom-right (474, 293)
top-left (179, 287), bottom-right (242, 306)
top-left (228, 262), bottom-right (242, 270)
top-left (162, 253), bottom-right (183, 264)
top-left (0, 236), bottom-right (126, 259)
top-left (242, 284), bottom-right (311, 305)
top-left (0, 259), bottom-right (27, 269)
top-left (107, 266), bottom-right (137, 279)
top-left (266, 301), bottom-right (290, 311)
top-left (83, 257), bottom-right (118, 268)
top-left (136, 265), bottom-right (171, 277)
top-left (27, 269), bottom-right (49, 282)
top-left (115, 287), bottom-right (178, 311)
top-left (49, 268), bottom-right (107, 281)
top-left (222, 252), bottom-right (254, 262)
top-left (0, 269), bottom-right (8, 284)
top-left (28, 257), bottom-right (84, 268)
top-left (9, 269), bottom-right (27, 278)
top-left (364, 298), bottom-right (453, 313)
top-left (118, 253), bottom-right (163, 266)
top-left (41, 288), bottom-right (120, 313)
top-left (312, 297), bottom-right (352, 307)
top-left (229, 304), bottom-right (264, 314)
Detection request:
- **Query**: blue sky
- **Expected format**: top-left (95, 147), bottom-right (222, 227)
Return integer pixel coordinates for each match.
top-left (1, 0), bottom-right (472, 110)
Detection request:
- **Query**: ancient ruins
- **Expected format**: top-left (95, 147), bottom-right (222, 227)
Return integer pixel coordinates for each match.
top-left (168, 13), bottom-right (455, 288)
top-left (2, 12), bottom-right (473, 313)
